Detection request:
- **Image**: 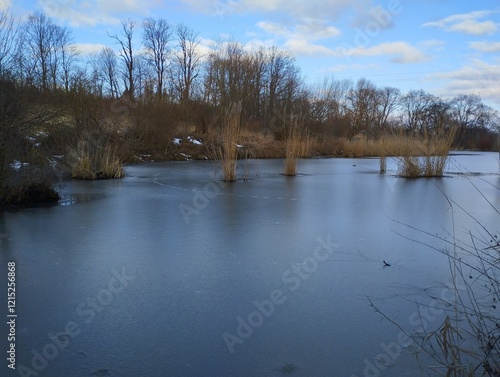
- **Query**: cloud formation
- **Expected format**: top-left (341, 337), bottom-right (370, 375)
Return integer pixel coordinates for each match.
top-left (469, 41), bottom-right (500, 53)
top-left (430, 59), bottom-right (500, 107)
top-left (37, 0), bottom-right (160, 26)
top-left (198, 0), bottom-right (362, 20)
top-left (255, 18), bottom-right (342, 57)
top-left (0, 0), bottom-right (12, 11)
top-left (71, 43), bottom-right (108, 55)
top-left (422, 10), bottom-right (498, 35)
top-left (335, 41), bottom-right (428, 63)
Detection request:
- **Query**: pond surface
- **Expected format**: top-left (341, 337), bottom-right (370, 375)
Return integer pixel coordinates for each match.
top-left (0, 152), bottom-right (498, 377)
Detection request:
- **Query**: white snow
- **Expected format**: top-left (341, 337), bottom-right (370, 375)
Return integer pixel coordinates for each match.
top-left (10, 160), bottom-right (29, 170)
top-left (172, 138), bottom-right (182, 145)
top-left (187, 136), bottom-right (203, 145)
top-left (180, 153), bottom-right (193, 160)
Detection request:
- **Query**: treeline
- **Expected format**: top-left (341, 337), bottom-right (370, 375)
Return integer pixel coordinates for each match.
top-left (1, 9), bottom-right (500, 204)
top-left (1, 10), bottom-right (500, 139)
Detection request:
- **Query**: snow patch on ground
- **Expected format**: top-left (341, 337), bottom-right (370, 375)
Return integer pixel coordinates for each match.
top-left (10, 160), bottom-right (29, 170)
top-left (172, 138), bottom-right (182, 145)
top-left (187, 136), bottom-right (202, 145)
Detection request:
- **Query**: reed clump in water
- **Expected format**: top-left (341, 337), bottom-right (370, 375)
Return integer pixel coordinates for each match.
top-left (395, 126), bottom-right (457, 178)
top-left (212, 102), bottom-right (242, 182)
top-left (282, 113), bottom-right (311, 176)
top-left (68, 131), bottom-right (124, 180)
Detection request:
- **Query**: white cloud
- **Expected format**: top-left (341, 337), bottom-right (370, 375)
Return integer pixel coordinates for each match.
top-left (183, 0), bottom-right (367, 23)
top-left (429, 59), bottom-right (500, 107)
top-left (239, 0), bottom-right (357, 19)
top-left (37, 0), bottom-right (160, 26)
top-left (351, 4), bottom-right (398, 30)
top-left (257, 21), bottom-right (288, 37)
top-left (469, 41), bottom-right (500, 53)
top-left (257, 20), bottom-right (341, 40)
top-left (256, 19), bottom-right (341, 57)
top-left (284, 39), bottom-right (336, 57)
top-left (422, 10), bottom-right (498, 36)
top-left (71, 43), bottom-right (108, 55)
top-left (335, 41), bottom-right (428, 63)
top-left (0, 0), bottom-right (12, 11)
top-left (195, 38), bottom-right (215, 58)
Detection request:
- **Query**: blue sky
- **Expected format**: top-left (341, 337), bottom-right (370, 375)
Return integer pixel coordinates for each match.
top-left (3, 0), bottom-right (500, 110)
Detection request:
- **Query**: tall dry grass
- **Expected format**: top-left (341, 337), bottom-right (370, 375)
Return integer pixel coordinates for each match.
top-left (211, 102), bottom-right (242, 182)
top-left (396, 127), bottom-right (457, 178)
top-left (319, 128), bottom-right (456, 177)
top-left (283, 122), bottom-right (312, 176)
top-left (67, 132), bottom-right (124, 180)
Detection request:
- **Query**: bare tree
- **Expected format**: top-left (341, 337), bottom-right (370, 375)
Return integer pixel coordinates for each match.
top-left (450, 94), bottom-right (486, 133)
top-left (344, 78), bottom-right (379, 138)
top-left (23, 12), bottom-right (56, 90)
top-left (97, 47), bottom-right (120, 98)
top-left (265, 46), bottom-right (297, 123)
top-left (373, 86), bottom-right (400, 136)
top-left (399, 89), bottom-right (436, 133)
top-left (109, 20), bottom-right (136, 98)
top-left (142, 17), bottom-right (171, 100)
top-left (247, 47), bottom-right (267, 118)
top-left (172, 23), bottom-right (202, 104)
top-left (0, 10), bottom-right (19, 77)
top-left (307, 77), bottom-right (349, 134)
top-left (20, 12), bottom-right (76, 92)
top-left (133, 54), bottom-right (151, 99)
top-left (86, 53), bottom-right (104, 97)
top-left (57, 26), bottom-right (78, 92)
top-left (205, 40), bottom-right (250, 108)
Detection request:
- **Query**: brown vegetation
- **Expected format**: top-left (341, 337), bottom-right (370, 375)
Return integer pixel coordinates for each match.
top-left (395, 127), bottom-right (457, 178)
top-left (67, 136), bottom-right (124, 180)
top-left (1, 8), bottom-right (499, 207)
top-left (209, 102), bottom-right (242, 182)
top-left (282, 114), bottom-right (312, 176)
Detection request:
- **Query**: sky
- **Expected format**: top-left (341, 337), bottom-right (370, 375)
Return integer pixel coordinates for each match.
top-left (3, 0), bottom-right (500, 111)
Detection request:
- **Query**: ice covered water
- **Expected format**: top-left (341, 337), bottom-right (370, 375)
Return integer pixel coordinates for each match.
top-left (0, 152), bottom-right (497, 376)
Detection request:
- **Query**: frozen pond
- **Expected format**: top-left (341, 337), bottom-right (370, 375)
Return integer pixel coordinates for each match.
top-left (0, 152), bottom-right (498, 377)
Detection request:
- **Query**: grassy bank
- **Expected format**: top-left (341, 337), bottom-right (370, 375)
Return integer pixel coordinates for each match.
top-left (158, 131), bottom-right (459, 161)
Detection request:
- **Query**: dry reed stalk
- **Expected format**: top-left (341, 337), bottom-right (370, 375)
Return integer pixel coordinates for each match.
top-left (214, 102), bottom-right (242, 182)
top-left (396, 127), bottom-right (457, 178)
top-left (284, 117), bottom-right (308, 176)
top-left (68, 134), bottom-right (124, 180)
